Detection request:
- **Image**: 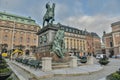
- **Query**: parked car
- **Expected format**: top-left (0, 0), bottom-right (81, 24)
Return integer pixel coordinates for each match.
top-left (80, 56), bottom-right (87, 63)
top-left (112, 55), bottom-right (120, 58)
top-left (117, 55), bottom-right (120, 58)
top-left (96, 54), bottom-right (107, 59)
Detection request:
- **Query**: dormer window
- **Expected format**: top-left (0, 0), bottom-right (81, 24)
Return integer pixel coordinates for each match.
top-left (21, 19), bottom-right (24, 21)
top-left (28, 20), bottom-right (31, 22)
top-left (0, 15), bottom-right (3, 18)
top-left (66, 28), bottom-right (68, 32)
top-left (15, 17), bottom-right (18, 20)
top-left (7, 16), bottom-right (10, 19)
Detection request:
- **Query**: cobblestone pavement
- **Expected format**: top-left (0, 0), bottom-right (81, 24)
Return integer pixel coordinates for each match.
top-left (43, 59), bottom-right (120, 80)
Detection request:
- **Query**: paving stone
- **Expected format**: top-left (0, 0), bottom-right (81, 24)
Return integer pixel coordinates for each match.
top-left (7, 58), bottom-right (120, 80)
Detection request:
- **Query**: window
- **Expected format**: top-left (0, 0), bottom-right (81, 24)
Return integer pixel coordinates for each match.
top-left (73, 29), bottom-right (75, 33)
top-left (13, 44), bottom-right (15, 49)
top-left (69, 29), bottom-right (72, 32)
top-left (61, 27), bottom-right (64, 30)
top-left (28, 20), bottom-right (31, 22)
top-left (40, 36), bottom-right (42, 44)
top-left (34, 27), bottom-right (37, 31)
top-left (20, 37), bottom-right (23, 42)
top-left (13, 30), bottom-right (17, 33)
top-left (27, 38), bottom-right (30, 43)
top-left (4, 35), bottom-right (8, 41)
top-left (76, 30), bottom-right (78, 34)
top-left (28, 32), bottom-right (31, 35)
top-left (110, 42), bottom-right (113, 47)
top-left (5, 30), bottom-right (8, 32)
top-left (15, 17), bottom-right (18, 20)
top-left (7, 16), bottom-right (11, 19)
top-left (13, 36), bottom-right (16, 42)
top-left (33, 38), bottom-right (36, 43)
top-left (20, 32), bottom-right (23, 34)
top-left (26, 45), bottom-right (30, 49)
top-left (21, 19), bottom-right (24, 21)
top-left (0, 15), bottom-right (3, 18)
top-left (66, 28), bottom-right (68, 32)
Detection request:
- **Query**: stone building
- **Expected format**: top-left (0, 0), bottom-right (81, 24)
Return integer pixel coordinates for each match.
top-left (92, 32), bottom-right (101, 54)
top-left (60, 24), bottom-right (87, 56)
top-left (86, 32), bottom-right (101, 55)
top-left (103, 21), bottom-right (120, 56)
top-left (59, 24), bottom-right (101, 56)
top-left (0, 12), bottom-right (40, 52)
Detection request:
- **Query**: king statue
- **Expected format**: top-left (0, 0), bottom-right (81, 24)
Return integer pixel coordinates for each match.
top-left (43, 2), bottom-right (55, 27)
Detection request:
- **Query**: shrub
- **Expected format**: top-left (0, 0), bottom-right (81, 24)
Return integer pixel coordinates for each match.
top-left (0, 57), bottom-right (12, 80)
top-left (6, 78), bottom-right (13, 80)
top-left (99, 55), bottom-right (109, 65)
top-left (0, 68), bottom-right (11, 73)
top-left (0, 63), bottom-right (8, 68)
top-left (99, 59), bottom-right (109, 65)
top-left (106, 71), bottom-right (120, 80)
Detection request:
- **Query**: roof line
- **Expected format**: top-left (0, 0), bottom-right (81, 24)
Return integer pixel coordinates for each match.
top-left (0, 11), bottom-right (34, 21)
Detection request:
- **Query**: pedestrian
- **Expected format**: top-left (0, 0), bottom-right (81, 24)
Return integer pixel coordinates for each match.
top-left (0, 52), bottom-right (2, 60)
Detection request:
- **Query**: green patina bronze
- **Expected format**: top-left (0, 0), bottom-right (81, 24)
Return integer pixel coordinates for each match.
top-left (43, 2), bottom-right (55, 27)
top-left (52, 30), bottom-right (66, 58)
top-left (0, 12), bottom-right (38, 26)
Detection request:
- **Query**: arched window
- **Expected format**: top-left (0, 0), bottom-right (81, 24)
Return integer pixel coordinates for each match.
top-left (27, 38), bottom-right (30, 43)
top-left (33, 38), bottom-right (36, 43)
top-left (20, 37), bottom-right (23, 42)
top-left (4, 35), bottom-right (8, 41)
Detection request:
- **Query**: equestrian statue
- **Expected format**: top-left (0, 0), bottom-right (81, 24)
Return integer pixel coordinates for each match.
top-left (43, 2), bottom-right (55, 27)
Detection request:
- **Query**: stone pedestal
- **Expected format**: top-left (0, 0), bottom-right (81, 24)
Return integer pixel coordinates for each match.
top-left (69, 56), bottom-right (77, 67)
top-left (42, 57), bottom-right (52, 72)
top-left (37, 24), bottom-right (60, 60)
top-left (87, 56), bottom-right (94, 65)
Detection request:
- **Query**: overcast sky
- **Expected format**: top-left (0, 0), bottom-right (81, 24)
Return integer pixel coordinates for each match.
top-left (0, 0), bottom-right (120, 38)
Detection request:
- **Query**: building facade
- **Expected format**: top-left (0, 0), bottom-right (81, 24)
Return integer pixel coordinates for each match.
top-left (60, 25), bottom-right (87, 56)
top-left (92, 32), bottom-right (101, 54)
top-left (86, 32), bottom-right (101, 55)
top-left (60, 24), bottom-right (101, 56)
top-left (112, 21), bottom-right (120, 55)
top-left (103, 21), bottom-right (120, 56)
top-left (0, 12), bottom-right (40, 51)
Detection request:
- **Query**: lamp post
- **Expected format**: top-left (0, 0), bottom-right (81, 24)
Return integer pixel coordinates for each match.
top-left (11, 20), bottom-right (15, 60)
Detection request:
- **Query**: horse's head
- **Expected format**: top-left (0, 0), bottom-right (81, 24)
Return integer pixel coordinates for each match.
top-left (52, 3), bottom-right (55, 8)
top-left (46, 2), bottom-right (50, 9)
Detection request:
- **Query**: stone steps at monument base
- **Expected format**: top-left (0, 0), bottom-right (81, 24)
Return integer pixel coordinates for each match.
top-left (52, 65), bottom-right (70, 69)
top-left (52, 62), bottom-right (70, 69)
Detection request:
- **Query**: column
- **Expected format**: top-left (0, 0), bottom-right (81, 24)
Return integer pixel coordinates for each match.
top-left (42, 57), bottom-right (52, 71)
top-left (69, 56), bottom-right (77, 67)
top-left (87, 56), bottom-right (94, 65)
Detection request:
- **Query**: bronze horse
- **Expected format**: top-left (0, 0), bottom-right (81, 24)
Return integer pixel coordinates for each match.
top-left (43, 3), bottom-right (55, 27)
